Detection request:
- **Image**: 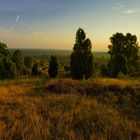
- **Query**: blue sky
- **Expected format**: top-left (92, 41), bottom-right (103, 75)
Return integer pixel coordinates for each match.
top-left (0, 0), bottom-right (140, 51)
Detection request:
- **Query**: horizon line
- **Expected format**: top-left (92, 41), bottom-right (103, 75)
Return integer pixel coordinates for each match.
top-left (8, 48), bottom-right (108, 52)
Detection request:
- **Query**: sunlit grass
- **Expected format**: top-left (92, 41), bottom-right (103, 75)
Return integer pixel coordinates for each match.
top-left (0, 77), bottom-right (140, 139)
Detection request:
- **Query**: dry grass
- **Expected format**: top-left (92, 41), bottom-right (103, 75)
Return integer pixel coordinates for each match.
top-left (0, 77), bottom-right (140, 140)
top-left (46, 78), bottom-right (140, 99)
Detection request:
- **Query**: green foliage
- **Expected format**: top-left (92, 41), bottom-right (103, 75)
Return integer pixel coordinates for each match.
top-left (108, 33), bottom-right (139, 77)
top-left (0, 42), bottom-right (17, 79)
top-left (117, 72), bottom-right (130, 80)
top-left (31, 62), bottom-right (41, 75)
top-left (70, 28), bottom-right (94, 80)
top-left (24, 56), bottom-right (34, 75)
top-left (48, 56), bottom-right (58, 78)
top-left (0, 58), bottom-right (17, 79)
top-left (108, 54), bottom-right (128, 77)
top-left (0, 42), bottom-right (11, 58)
top-left (24, 56), bottom-right (34, 69)
top-left (12, 50), bottom-right (24, 75)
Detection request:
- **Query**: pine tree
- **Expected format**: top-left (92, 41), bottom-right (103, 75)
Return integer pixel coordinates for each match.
top-left (31, 62), bottom-right (40, 75)
top-left (70, 28), bottom-right (94, 80)
top-left (48, 56), bottom-right (58, 78)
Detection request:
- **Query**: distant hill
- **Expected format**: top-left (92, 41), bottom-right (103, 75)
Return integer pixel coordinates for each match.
top-left (9, 49), bottom-right (72, 56)
top-left (9, 48), bottom-right (108, 58)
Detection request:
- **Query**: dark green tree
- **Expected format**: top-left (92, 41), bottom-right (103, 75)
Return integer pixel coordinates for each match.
top-left (0, 58), bottom-right (17, 79)
top-left (0, 42), bottom-right (17, 79)
top-left (108, 54), bottom-right (128, 77)
top-left (108, 33), bottom-right (139, 77)
top-left (48, 56), bottom-right (58, 78)
top-left (0, 42), bottom-right (11, 58)
top-left (24, 56), bottom-right (34, 75)
top-left (12, 50), bottom-right (24, 75)
top-left (70, 28), bottom-right (94, 80)
top-left (24, 56), bottom-right (34, 69)
top-left (31, 62), bottom-right (40, 75)
top-left (124, 33), bottom-right (139, 73)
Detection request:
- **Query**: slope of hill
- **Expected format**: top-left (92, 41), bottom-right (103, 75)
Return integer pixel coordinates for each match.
top-left (0, 77), bottom-right (140, 140)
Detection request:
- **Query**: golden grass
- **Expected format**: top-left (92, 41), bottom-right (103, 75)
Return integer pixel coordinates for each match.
top-left (0, 77), bottom-right (139, 140)
top-left (89, 78), bottom-right (140, 87)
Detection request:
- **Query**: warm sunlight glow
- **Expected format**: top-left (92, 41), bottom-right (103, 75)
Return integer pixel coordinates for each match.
top-left (0, 0), bottom-right (140, 51)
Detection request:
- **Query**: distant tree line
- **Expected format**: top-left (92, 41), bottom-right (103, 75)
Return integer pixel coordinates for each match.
top-left (0, 28), bottom-right (140, 79)
top-left (0, 43), bottom-right (45, 79)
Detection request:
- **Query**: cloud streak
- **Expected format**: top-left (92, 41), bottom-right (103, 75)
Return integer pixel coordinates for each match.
top-left (113, 3), bottom-right (124, 9)
top-left (16, 15), bottom-right (19, 22)
top-left (124, 9), bottom-right (140, 14)
top-left (10, 15), bottom-right (20, 31)
top-left (113, 3), bottom-right (140, 15)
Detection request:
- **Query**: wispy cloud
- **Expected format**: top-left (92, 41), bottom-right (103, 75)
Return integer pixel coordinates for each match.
top-left (113, 3), bottom-right (140, 15)
top-left (16, 15), bottom-right (19, 22)
top-left (113, 3), bottom-right (124, 9)
top-left (10, 15), bottom-right (20, 31)
top-left (124, 9), bottom-right (140, 14)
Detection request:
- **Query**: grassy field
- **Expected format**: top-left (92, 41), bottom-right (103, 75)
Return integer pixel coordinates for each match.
top-left (0, 77), bottom-right (140, 140)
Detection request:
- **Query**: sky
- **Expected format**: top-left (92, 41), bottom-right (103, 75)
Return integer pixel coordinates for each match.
top-left (0, 0), bottom-right (140, 51)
